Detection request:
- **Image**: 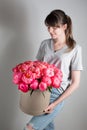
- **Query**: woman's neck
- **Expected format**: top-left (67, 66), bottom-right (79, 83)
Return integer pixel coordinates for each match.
top-left (53, 38), bottom-right (66, 51)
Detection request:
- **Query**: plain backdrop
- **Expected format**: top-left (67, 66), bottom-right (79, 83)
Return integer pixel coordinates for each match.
top-left (0, 0), bottom-right (87, 130)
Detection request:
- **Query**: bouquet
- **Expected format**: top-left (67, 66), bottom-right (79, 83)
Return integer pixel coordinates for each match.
top-left (12, 60), bottom-right (62, 94)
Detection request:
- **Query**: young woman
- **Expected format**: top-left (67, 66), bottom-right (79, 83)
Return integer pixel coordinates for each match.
top-left (24, 9), bottom-right (83, 130)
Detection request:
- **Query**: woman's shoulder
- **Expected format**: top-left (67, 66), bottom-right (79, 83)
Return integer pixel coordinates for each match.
top-left (67, 44), bottom-right (82, 56)
top-left (40, 38), bottom-right (52, 47)
top-left (73, 44), bottom-right (82, 52)
top-left (41, 38), bottom-right (52, 44)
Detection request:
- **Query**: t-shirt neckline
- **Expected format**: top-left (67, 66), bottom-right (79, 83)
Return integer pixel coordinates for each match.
top-left (51, 39), bottom-right (68, 53)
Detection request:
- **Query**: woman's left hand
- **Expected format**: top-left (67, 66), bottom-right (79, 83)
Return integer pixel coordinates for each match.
top-left (44, 103), bottom-right (56, 114)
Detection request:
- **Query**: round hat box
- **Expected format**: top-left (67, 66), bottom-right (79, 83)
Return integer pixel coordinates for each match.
top-left (19, 90), bottom-right (50, 116)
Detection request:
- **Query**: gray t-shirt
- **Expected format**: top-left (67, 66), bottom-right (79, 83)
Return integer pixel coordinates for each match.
top-left (36, 39), bottom-right (83, 93)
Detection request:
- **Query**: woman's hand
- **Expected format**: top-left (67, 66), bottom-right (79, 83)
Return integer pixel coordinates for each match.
top-left (44, 103), bottom-right (56, 114)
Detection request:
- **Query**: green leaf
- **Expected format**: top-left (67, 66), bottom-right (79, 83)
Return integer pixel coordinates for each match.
top-left (30, 89), bottom-right (34, 96)
top-left (48, 86), bottom-right (52, 93)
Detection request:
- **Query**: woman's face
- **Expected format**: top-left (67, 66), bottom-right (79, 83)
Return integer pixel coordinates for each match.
top-left (47, 24), bottom-right (67, 40)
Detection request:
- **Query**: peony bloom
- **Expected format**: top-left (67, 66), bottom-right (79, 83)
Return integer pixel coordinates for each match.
top-left (51, 76), bottom-right (60, 88)
top-left (42, 76), bottom-right (52, 86)
top-left (13, 72), bottom-right (22, 84)
top-left (34, 67), bottom-right (41, 79)
top-left (43, 67), bottom-right (54, 77)
top-left (39, 82), bottom-right (47, 91)
top-left (21, 63), bottom-right (29, 71)
top-left (30, 80), bottom-right (39, 90)
top-left (22, 71), bottom-right (35, 84)
top-left (54, 68), bottom-right (62, 81)
top-left (18, 82), bottom-right (29, 92)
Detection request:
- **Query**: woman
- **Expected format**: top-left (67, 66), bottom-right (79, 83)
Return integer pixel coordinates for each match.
top-left (24, 9), bottom-right (83, 130)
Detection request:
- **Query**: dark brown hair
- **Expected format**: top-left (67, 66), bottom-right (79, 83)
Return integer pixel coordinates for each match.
top-left (45, 9), bottom-right (76, 50)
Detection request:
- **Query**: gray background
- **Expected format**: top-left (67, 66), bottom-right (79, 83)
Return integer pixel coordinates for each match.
top-left (0, 0), bottom-right (87, 130)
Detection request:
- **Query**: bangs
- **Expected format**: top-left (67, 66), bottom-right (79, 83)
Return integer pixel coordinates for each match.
top-left (45, 14), bottom-right (60, 27)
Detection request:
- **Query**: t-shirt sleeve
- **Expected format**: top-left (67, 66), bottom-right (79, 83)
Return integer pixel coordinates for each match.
top-left (71, 46), bottom-right (83, 70)
top-left (36, 41), bottom-right (45, 61)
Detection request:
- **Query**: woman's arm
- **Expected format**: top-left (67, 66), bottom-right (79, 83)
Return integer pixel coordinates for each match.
top-left (44, 70), bottom-right (81, 113)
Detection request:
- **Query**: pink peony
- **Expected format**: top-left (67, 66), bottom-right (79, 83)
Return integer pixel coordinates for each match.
top-left (55, 68), bottom-right (62, 79)
top-left (13, 72), bottom-right (22, 84)
top-left (30, 80), bottom-right (39, 90)
top-left (34, 67), bottom-right (41, 78)
top-left (22, 71), bottom-right (35, 84)
top-left (39, 82), bottom-right (47, 91)
top-left (21, 63), bottom-right (29, 71)
top-left (43, 67), bottom-right (54, 77)
top-left (18, 82), bottom-right (29, 92)
top-left (51, 76), bottom-right (60, 88)
top-left (42, 76), bottom-right (52, 86)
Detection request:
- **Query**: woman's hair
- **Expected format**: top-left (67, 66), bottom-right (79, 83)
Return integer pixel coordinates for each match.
top-left (45, 9), bottom-right (76, 50)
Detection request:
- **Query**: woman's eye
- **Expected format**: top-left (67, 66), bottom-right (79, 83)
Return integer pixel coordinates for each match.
top-left (53, 27), bottom-right (57, 30)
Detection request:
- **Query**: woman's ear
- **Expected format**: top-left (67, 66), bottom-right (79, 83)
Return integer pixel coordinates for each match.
top-left (63, 24), bottom-right (67, 30)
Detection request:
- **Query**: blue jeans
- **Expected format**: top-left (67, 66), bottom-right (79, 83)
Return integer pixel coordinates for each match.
top-left (24, 88), bottom-right (64, 130)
